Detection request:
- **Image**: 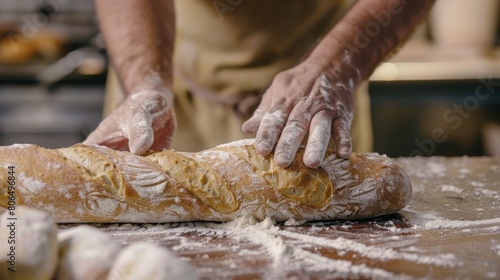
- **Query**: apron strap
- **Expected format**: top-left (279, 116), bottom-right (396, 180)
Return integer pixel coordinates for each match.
top-left (175, 66), bottom-right (262, 119)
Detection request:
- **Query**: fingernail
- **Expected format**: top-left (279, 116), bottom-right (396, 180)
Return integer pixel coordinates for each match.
top-left (256, 142), bottom-right (272, 154)
top-left (304, 153), bottom-right (321, 168)
top-left (241, 122), bottom-right (253, 133)
top-left (339, 147), bottom-right (351, 158)
top-left (274, 153), bottom-right (292, 168)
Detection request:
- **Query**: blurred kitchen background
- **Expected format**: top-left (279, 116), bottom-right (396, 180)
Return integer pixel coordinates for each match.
top-left (0, 0), bottom-right (499, 157)
top-left (0, 0), bottom-right (105, 148)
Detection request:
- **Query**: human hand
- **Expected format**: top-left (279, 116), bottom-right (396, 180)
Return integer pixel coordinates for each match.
top-left (84, 90), bottom-right (176, 155)
top-left (242, 61), bottom-right (356, 168)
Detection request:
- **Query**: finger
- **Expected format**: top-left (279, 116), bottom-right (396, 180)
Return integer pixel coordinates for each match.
top-left (82, 123), bottom-right (108, 145)
top-left (303, 111), bottom-right (332, 168)
top-left (274, 103), bottom-right (310, 168)
top-left (241, 108), bottom-right (265, 134)
top-left (254, 109), bottom-right (288, 156)
top-left (128, 112), bottom-right (154, 155)
top-left (83, 123), bottom-right (128, 150)
top-left (150, 114), bottom-right (177, 151)
top-left (241, 90), bottom-right (272, 133)
top-left (150, 131), bottom-right (170, 151)
top-left (332, 117), bottom-right (352, 159)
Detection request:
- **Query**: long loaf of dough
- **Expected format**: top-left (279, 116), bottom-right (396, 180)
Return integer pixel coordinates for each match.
top-left (0, 139), bottom-right (411, 223)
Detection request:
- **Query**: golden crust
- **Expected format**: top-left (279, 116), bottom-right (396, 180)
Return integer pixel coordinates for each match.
top-left (0, 141), bottom-right (411, 223)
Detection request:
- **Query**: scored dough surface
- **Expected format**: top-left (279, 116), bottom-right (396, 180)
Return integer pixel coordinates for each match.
top-left (0, 139), bottom-right (412, 223)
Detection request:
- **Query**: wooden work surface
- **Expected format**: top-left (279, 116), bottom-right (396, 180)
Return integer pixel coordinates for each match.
top-left (61, 157), bottom-right (500, 279)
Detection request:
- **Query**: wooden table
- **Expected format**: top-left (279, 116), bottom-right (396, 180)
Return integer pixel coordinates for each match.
top-left (61, 157), bottom-right (500, 279)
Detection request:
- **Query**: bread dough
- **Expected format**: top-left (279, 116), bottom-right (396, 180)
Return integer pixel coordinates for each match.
top-left (0, 206), bottom-right (58, 280)
top-left (106, 242), bottom-right (199, 280)
top-left (57, 226), bottom-right (122, 280)
top-left (0, 140), bottom-right (412, 223)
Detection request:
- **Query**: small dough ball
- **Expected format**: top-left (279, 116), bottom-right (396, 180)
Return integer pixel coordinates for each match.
top-left (0, 206), bottom-right (59, 280)
top-left (57, 226), bottom-right (122, 280)
top-left (107, 243), bottom-right (199, 280)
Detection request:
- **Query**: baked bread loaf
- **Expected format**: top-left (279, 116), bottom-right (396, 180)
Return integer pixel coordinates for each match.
top-left (0, 139), bottom-right (411, 223)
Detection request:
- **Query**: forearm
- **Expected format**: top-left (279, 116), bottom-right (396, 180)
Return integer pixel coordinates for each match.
top-left (308, 0), bottom-right (435, 83)
top-left (95, 0), bottom-right (175, 96)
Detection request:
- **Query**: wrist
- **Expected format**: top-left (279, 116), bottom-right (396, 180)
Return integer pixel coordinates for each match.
top-left (117, 55), bottom-right (173, 97)
top-left (307, 5), bottom-right (395, 84)
top-left (128, 71), bottom-right (173, 98)
top-left (305, 44), bottom-right (363, 92)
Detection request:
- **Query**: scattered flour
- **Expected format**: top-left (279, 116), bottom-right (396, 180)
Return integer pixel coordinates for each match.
top-left (474, 189), bottom-right (500, 199)
top-left (219, 217), bottom-right (407, 279)
top-left (440, 185), bottom-right (464, 194)
top-left (18, 173), bottom-right (47, 193)
top-left (470, 181), bottom-right (485, 187)
top-left (398, 159), bottom-right (448, 179)
top-left (95, 215), bottom-right (465, 279)
top-left (423, 217), bottom-right (500, 230)
top-left (426, 161), bottom-right (448, 177)
top-left (284, 218), bottom-right (307, 226)
top-left (492, 244), bottom-right (500, 256)
top-left (277, 230), bottom-right (456, 266)
top-left (458, 168), bottom-right (471, 174)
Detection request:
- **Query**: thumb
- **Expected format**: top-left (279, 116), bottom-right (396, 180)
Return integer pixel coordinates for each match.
top-left (242, 88), bottom-right (272, 133)
top-left (127, 113), bottom-right (154, 155)
top-left (83, 121), bottom-right (127, 150)
top-left (83, 127), bottom-right (105, 145)
top-left (242, 102), bottom-right (268, 133)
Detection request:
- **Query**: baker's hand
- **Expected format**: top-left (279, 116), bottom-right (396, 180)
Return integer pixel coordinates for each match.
top-left (242, 61), bottom-right (355, 168)
top-left (84, 90), bottom-right (176, 154)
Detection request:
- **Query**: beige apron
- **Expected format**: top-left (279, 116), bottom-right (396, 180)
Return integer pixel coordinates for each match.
top-left (103, 0), bottom-right (372, 153)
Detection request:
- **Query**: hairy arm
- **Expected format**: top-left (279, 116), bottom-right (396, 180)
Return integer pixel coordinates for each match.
top-left (94, 0), bottom-right (175, 94)
top-left (308, 0), bottom-right (436, 83)
top-left (244, 0), bottom-right (435, 168)
top-left (86, 0), bottom-right (177, 154)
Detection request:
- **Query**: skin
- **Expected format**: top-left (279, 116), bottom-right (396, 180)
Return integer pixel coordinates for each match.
top-left (87, 0), bottom-right (435, 167)
top-left (243, 0), bottom-right (436, 167)
top-left (84, 0), bottom-right (176, 154)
